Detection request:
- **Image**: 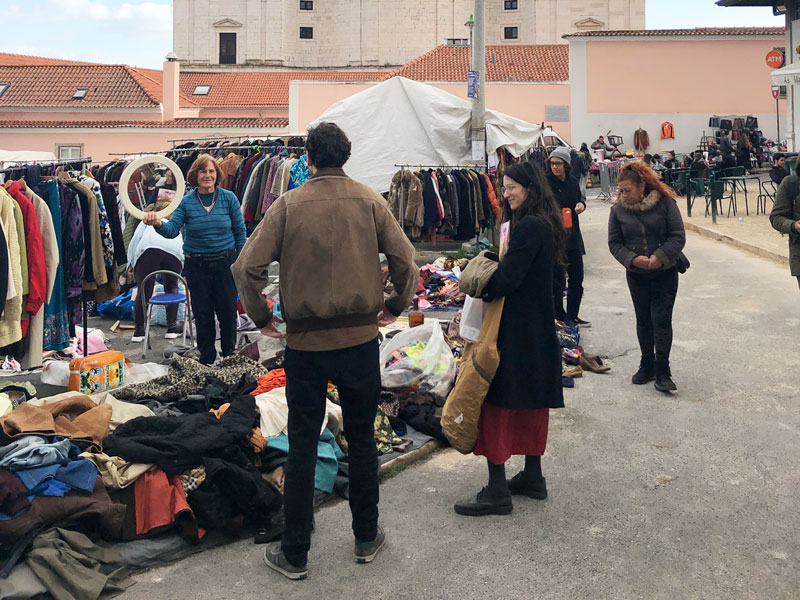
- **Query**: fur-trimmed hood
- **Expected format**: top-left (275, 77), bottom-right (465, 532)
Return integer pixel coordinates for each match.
top-left (618, 190), bottom-right (662, 212)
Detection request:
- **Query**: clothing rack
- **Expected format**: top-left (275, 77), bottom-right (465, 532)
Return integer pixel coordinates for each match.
top-left (394, 164), bottom-right (485, 170)
top-left (0, 157), bottom-right (93, 173)
top-left (107, 144), bottom-right (306, 158)
top-left (0, 162), bottom-right (93, 357)
top-left (168, 134), bottom-right (307, 149)
top-left (168, 144), bottom-right (306, 153)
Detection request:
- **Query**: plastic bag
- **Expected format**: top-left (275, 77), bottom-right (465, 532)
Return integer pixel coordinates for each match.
top-left (459, 296), bottom-right (489, 343)
top-left (41, 361), bottom-right (70, 387)
top-left (124, 361), bottom-right (169, 384)
top-left (379, 321), bottom-right (456, 399)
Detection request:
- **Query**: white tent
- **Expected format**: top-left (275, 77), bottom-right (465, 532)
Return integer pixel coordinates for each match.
top-left (0, 149), bottom-right (56, 167)
top-left (309, 77), bottom-right (567, 193)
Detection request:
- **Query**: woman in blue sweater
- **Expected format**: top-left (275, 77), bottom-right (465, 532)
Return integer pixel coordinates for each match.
top-left (143, 154), bottom-right (247, 364)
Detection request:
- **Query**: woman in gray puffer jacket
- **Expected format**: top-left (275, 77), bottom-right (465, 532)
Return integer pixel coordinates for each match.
top-left (608, 162), bottom-right (686, 393)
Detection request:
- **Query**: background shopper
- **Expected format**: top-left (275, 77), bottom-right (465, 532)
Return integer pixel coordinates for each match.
top-left (126, 209), bottom-right (184, 342)
top-left (547, 147), bottom-right (589, 326)
top-left (454, 161), bottom-right (566, 517)
top-left (143, 154), bottom-right (246, 365)
top-left (608, 162), bottom-right (686, 393)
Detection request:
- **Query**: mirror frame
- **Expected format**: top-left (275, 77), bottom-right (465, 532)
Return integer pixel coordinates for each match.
top-left (118, 155), bottom-right (186, 220)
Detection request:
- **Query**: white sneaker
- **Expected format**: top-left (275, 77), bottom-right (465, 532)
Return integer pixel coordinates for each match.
top-left (131, 334), bottom-right (145, 343)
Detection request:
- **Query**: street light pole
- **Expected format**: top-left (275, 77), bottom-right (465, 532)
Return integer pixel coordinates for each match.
top-left (469, 0), bottom-right (486, 165)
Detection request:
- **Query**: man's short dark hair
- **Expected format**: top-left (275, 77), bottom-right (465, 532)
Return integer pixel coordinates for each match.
top-left (306, 122), bottom-right (352, 169)
top-left (774, 152), bottom-right (786, 162)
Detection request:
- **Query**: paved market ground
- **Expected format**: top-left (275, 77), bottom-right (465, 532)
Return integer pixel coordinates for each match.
top-left (120, 196), bottom-right (799, 599)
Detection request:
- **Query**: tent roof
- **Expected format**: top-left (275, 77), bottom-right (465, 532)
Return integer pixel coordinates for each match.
top-left (310, 77), bottom-right (562, 193)
top-left (0, 149), bottom-right (56, 165)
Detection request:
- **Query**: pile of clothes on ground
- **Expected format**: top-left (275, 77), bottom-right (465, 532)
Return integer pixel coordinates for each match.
top-left (0, 350), bottom-right (444, 599)
top-left (410, 257), bottom-right (468, 311)
top-left (557, 321), bottom-right (611, 388)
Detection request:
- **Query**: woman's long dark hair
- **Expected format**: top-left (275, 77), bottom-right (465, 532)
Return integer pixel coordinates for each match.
top-left (502, 161), bottom-right (567, 265)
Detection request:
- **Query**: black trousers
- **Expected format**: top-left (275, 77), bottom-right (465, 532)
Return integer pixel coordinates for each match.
top-left (183, 250), bottom-right (238, 365)
top-left (554, 248), bottom-right (584, 321)
top-left (626, 268), bottom-right (679, 365)
top-left (282, 338), bottom-right (381, 567)
top-left (132, 249), bottom-right (181, 333)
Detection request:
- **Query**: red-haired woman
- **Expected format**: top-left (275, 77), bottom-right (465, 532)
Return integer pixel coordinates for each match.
top-left (608, 162), bottom-right (686, 392)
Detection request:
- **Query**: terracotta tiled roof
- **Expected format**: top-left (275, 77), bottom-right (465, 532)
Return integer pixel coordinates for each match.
top-left (180, 71), bottom-right (385, 108)
top-left (0, 65), bottom-right (161, 107)
top-left (0, 52), bottom-right (97, 66)
top-left (0, 118), bottom-right (289, 129)
top-left (0, 63), bottom-right (199, 108)
top-left (386, 44), bottom-right (569, 82)
top-left (564, 27), bottom-right (785, 38)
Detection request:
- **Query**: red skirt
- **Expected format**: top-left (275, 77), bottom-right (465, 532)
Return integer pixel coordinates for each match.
top-left (473, 403), bottom-right (549, 464)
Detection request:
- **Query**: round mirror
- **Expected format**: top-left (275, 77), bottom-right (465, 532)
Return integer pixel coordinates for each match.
top-left (118, 155), bottom-right (185, 220)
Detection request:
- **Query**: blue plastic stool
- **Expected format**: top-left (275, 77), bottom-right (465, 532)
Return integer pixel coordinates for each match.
top-left (139, 270), bottom-right (193, 358)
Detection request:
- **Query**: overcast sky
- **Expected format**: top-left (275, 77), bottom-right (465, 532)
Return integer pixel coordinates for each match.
top-left (0, 0), bottom-right (785, 69)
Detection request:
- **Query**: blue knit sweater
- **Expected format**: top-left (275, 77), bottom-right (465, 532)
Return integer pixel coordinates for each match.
top-left (156, 188), bottom-right (247, 254)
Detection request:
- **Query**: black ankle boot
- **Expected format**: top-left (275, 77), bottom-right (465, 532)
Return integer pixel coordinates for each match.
top-left (654, 359), bottom-right (677, 392)
top-left (632, 357), bottom-right (655, 385)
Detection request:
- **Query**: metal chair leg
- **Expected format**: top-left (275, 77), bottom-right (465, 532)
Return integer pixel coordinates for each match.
top-left (142, 304), bottom-right (152, 359)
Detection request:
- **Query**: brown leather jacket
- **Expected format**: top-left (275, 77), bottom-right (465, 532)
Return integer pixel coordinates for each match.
top-left (233, 168), bottom-right (417, 350)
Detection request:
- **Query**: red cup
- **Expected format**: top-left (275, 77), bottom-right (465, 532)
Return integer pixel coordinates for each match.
top-left (562, 207), bottom-right (573, 228)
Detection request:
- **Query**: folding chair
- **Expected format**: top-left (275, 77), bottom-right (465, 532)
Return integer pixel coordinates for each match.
top-left (139, 269), bottom-right (194, 358)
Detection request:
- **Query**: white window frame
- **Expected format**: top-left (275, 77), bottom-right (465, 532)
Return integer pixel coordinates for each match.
top-left (56, 144), bottom-right (84, 160)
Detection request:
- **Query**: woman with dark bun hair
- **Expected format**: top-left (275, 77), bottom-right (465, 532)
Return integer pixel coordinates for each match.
top-left (454, 161), bottom-right (567, 517)
top-left (609, 161), bottom-right (685, 393)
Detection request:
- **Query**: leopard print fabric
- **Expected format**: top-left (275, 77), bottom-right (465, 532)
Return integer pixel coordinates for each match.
top-left (115, 354), bottom-right (267, 402)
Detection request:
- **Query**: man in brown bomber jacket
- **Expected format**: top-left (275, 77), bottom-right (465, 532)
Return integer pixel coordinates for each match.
top-left (232, 122), bottom-right (417, 580)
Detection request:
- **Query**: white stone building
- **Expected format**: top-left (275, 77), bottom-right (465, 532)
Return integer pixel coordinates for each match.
top-left (174, 0), bottom-right (645, 69)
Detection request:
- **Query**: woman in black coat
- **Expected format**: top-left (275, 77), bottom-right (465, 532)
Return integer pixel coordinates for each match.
top-left (608, 162), bottom-right (686, 393)
top-left (454, 161), bottom-right (567, 517)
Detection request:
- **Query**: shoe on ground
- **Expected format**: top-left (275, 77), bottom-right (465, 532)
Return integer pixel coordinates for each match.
top-left (573, 317), bottom-right (592, 328)
top-left (631, 366), bottom-right (655, 385)
top-left (507, 472), bottom-right (548, 500)
top-left (131, 331), bottom-right (145, 343)
top-left (654, 374), bottom-right (677, 393)
top-left (263, 543), bottom-right (308, 580)
top-left (165, 324), bottom-right (182, 339)
top-left (453, 487), bottom-right (513, 516)
top-left (354, 525), bottom-right (386, 564)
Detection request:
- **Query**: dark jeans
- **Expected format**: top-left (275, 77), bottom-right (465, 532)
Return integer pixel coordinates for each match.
top-left (282, 338), bottom-right (381, 567)
top-left (554, 249), bottom-right (584, 321)
top-left (184, 250), bottom-right (238, 365)
top-left (626, 268), bottom-right (679, 366)
top-left (132, 249), bottom-right (182, 333)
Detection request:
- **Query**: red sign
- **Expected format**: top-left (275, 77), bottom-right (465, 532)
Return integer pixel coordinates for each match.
top-left (766, 50), bottom-right (785, 68)
top-left (772, 85), bottom-right (780, 99)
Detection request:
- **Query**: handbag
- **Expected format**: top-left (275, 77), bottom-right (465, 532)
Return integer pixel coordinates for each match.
top-left (236, 334), bottom-right (260, 362)
top-left (68, 350), bottom-right (125, 394)
top-left (441, 298), bottom-right (505, 454)
top-left (676, 252), bottom-right (691, 274)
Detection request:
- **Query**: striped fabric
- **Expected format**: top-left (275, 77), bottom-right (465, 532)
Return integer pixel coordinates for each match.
top-left (158, 188), bottom-right (246, 254)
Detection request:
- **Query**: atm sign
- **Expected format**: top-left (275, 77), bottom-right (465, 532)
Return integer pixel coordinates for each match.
top-left (766, 50), bottom-right (785, 68)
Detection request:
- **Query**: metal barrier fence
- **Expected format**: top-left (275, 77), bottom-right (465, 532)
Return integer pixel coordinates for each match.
top-left (597, 159), bottom-right (634, 201)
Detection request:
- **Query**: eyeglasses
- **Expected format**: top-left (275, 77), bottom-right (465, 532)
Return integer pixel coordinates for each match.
top-left (501, 184), bottom-right (521, 194)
